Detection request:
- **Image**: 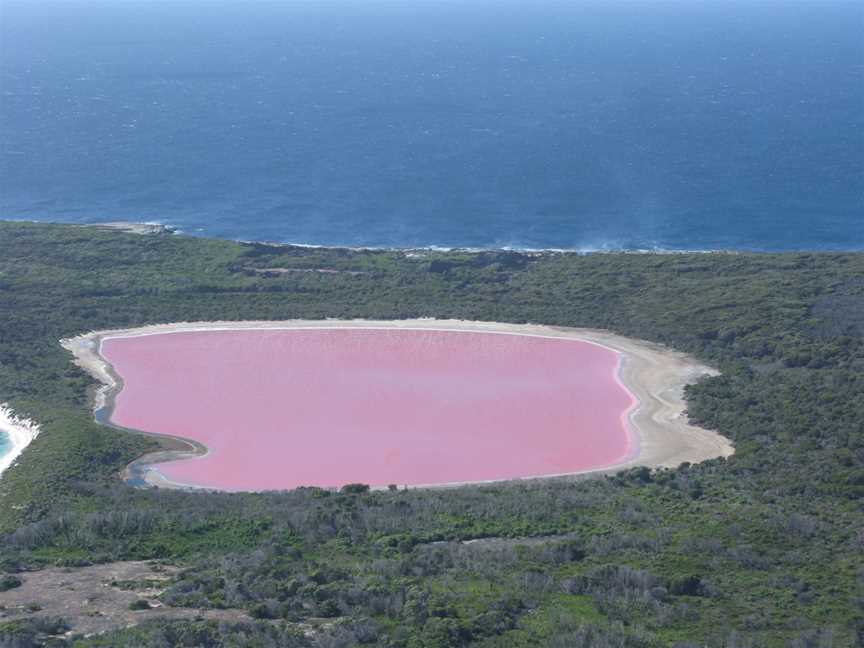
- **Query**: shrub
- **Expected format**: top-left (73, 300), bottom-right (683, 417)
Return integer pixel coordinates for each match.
top-left (248, 602), bottom-right (276, 619)
top-left (341, 483), bottom-right (371, 495)
top-left (128, 599), bottom-right (152, 611)
top-left (0, 575), bottom-right (22, 592)
top-left (668, 575), bottom-right (705, 597)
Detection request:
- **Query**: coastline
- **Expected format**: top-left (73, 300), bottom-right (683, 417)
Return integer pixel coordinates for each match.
top-left (11, 219), bottom-right (744, 255)
top-left (0, 405), bottom-right (41, 479)
top-left (62, 319), bottom-right (734, 492)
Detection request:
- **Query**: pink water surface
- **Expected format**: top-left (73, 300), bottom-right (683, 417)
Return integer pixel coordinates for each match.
top-left (101, 328), bottom-right (636, 491)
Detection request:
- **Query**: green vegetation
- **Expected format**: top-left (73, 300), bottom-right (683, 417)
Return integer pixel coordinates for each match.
top-left (0, 221), bottom-right (861, 647)
top-left (127, 600), bottom-right (152, 611)
top-left (0, 574), bottom-right (21, 592)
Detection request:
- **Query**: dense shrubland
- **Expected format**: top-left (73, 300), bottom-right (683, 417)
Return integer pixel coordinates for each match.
top-left (0, 222), bottom-right (861, 646)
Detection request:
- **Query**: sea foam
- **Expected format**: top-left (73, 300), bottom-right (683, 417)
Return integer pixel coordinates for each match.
top-left (0, 405), bottom-right (41, 478)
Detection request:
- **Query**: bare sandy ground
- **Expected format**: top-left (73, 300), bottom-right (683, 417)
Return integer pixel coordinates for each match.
top-left (0, 561), bottom-right (251, 638)
top-left (61, 319), bottom-right (734, 490)
top-left (0, 559), bottom-right (353, 639)
top-left (83, 221), bottom-right (170, 235)
top-left (0, 405), bottom-right (41, 480)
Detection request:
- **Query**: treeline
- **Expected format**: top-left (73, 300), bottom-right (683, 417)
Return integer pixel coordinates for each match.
top-left (0, 222), bottom-right (861, 646)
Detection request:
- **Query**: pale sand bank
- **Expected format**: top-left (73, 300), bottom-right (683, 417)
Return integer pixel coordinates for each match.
top-left (84, 221), bottom-right (170, 235)
top-left (62, 319), bottom-right (734, 490)
top-left (0, 405), bottom-right (41, 479)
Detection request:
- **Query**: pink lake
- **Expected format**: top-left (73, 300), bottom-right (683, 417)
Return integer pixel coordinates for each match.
top-left (101, 328), bottom-right (636, 491)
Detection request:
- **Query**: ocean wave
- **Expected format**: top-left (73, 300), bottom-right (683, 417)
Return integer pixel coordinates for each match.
top-left (0, 404), bottom-right (41, 478)
top-left (253, 238), bottom-right (733, 255)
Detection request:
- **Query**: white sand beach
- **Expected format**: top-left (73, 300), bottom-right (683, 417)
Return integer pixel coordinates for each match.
top-left (0, 405), bottom-right (41, 478)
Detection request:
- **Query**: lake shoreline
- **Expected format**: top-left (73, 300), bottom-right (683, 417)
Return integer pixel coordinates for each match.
top-left (62, 319), bottom-right (734, 492)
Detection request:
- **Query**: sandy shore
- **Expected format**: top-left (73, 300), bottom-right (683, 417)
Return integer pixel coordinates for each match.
top-left (62, 319), bottom-right (734, 490)
top-left (0, 405), bottom-right (41, 479)
top-left (84, 221), bottom-right (171, 235)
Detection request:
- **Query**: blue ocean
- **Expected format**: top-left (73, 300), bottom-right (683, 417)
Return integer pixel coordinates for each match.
top-left (1, 1), bottom-right (862, 251)
top-left (0, 431), bottom-right (10, 460)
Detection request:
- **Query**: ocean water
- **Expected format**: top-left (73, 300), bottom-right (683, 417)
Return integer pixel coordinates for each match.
top-left (0, 431), bottom-right (10, 460)
top-left (1, 0), bottom-right (862, 251)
